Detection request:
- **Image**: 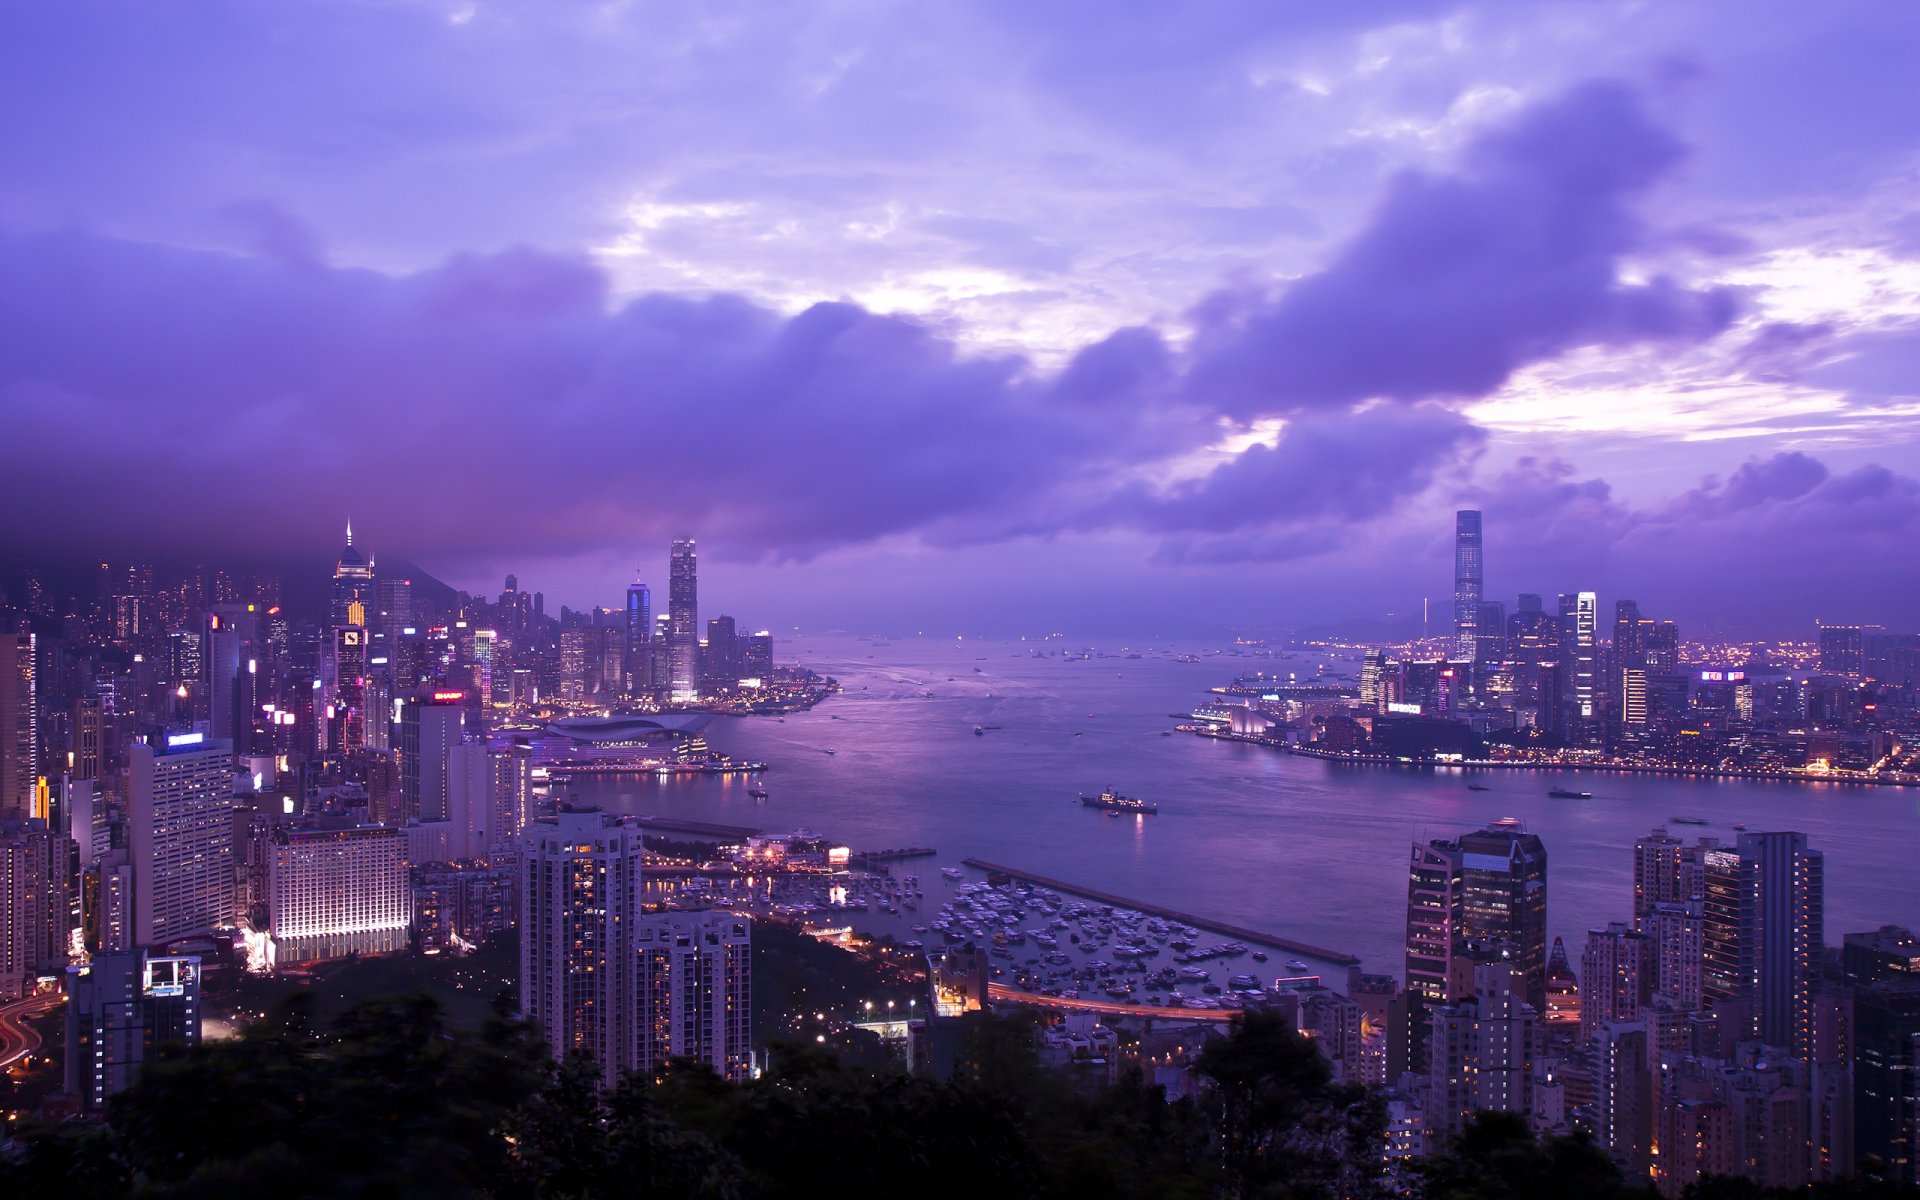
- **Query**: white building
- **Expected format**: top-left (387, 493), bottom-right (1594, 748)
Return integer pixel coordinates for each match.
top-left (638, 910), bottom-right (752, 1082)
top-left (267, 826), bottom-right (410, 964)
top-left (129, 734), bottom-right (235, 947)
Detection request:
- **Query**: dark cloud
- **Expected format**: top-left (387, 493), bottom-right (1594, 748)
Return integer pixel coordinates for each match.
top-left (1183, 81), bottom-right (1740, 416)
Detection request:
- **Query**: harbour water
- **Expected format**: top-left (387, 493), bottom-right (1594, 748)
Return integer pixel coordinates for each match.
top-left (569, 634), bottom-right (1920, 978)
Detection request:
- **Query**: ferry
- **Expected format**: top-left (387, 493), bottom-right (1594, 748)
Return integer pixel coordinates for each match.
top-left (1467, 783), bottom-right (1491, 792)
top-left (974, 726), bottom-right (985, 736)
top-left (1547, 787), bottom-right (1592, 799)
top-left (1671, 816), bottom-right (1710, 826)
top-left (748, 785), bottom-right (769, 799)
top-left (1080, 787), bottom-right (1159, 815)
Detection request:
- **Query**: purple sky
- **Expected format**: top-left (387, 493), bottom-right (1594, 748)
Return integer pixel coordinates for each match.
top-left (3, 2), bottom-right (1918, 637)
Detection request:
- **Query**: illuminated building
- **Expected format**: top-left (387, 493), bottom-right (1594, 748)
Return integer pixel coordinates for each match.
top-left (1453, 510), bottom-right (1483, 662)
top-left (266, 826), bottom-right (410, 965)
top-left (129, 734), bottom-right (236, 946)
top-left (1559, 591), bottom-right (1599, 734)
top-left (1460, 821), bottom-right (1550, 1010)
top-left (1703, 832), bottom-right (1824, 1057)
top-left (1425, 963), bottom-right (1534, 1142)
top-left (1633, 827), bottom-right (1709, 926)
top-left (398, 690), bottom-right (467, 823)
top-left (637, 910), bottom-right (752, 1081)
top-left (744, 631), bottom-right (773, 682)
top-left (704, 614), bottom-right (740, 692)
top-left (1853, 978), bottom-right (1920, 1184)
top-left (412, 860), bottom-right (515, 950)
top-left (1580, 921), bottom-right (1648, 1043)
top-left (1, 819), bottom-right (73, 999)
top-left (1360, 649), bottom-right (1384, 710)
top-left (668, 538), bottom-right (699, 703)
top-left (63, 949), bottom-right (201, 1111)
top-left (1816, 623), bottom-right (1867, 676)
top-left (624, 577), bottom-right (652, 697)
top-left (1543, 937), bottom-right (1581, 1027)
top-left (1647, 901), bottom-right (1706, 1010)
top-left (1405, 839), bottom-right (1463, 1003)
top-left (330, 521), bottom-right (376, 636)
top-left (0, 631), bottom-right (36, 820)
top-left (520, 808), bottom-right (646, 1087)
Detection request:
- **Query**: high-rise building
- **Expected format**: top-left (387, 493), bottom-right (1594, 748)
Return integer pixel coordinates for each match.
top-left (744, 631), bottom-right (774, 683)
top-left (704, 615), bottom-right (740, 692)
top-left (624, 578), bottom-right (652, 697)
top-left (330, 522), bottom-right (376, 635)
top-left (1816, 624), bottom-right (1867, 677)
top-left (129, 734), bottom-right (236, 947)
top-left (1406, 820), bottom-right (1549, 1009)
top-left (1633, 827), bottom-right (1709, 927)
top-left (1453, 511), bottom-right (1483, 662)
top-left (1543, 936), bottom-right (1582, 1028)
top-left (637, 910), bottom-right (753, 1082)
top-left (204, 604), bottom-right (258, 751)
top-left (63, 949), bottom-right (201, 1111)
top-left (266, 826), bottom-right (410, 965)
top-left (520, 808), bottom-right (647, 1087)
top-left (1581, 922), bottom-right (1649, 1043)
top-left (1613, 600), bottom-right (1644, 668)
top-left (397, 690), bottom-right (467, 824)
top-left (1360, 650), bottom-right (1385, 711)
top-left (1703, 832), bottom-right (1825, 1056)
top-left (1593, 1021), bottom-right (1653, 1180)
top-left (1853, 979), bottom-right (1920, 1184)
top-left (1842, 924), bottom-right (1920, 985)
top-left (668, 538), bottom-right (699, 703)
top-left (1559, 591), bottom-right (1599, 731)
top-left (0, 631), bottom-right (37, 820)
top-left (1, 819), bottom-right (74, 999)
top-left (1647, 901), bottom-right (1706, 1010)
top-left (1425, 963), bottom-right (1534, 1143)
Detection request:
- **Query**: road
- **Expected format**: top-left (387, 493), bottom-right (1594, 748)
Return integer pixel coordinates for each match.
top-left (0, 991), bottom-right (64, 1069)
top-left (988, 983), bottom-right (1234, 1023)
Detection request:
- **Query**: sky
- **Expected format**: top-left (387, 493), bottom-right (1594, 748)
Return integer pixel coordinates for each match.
top-left (2, 1), bottom-right (1917, 638)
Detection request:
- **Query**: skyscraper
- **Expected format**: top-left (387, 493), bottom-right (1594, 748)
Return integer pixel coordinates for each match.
top-left (1703, 832), bottom-right (1825, 1056)
top-left (397, 690), bottom-right (467, 824)
top-left (1453, 510), bottom-right (1483, 661)
top-left (0, 631), bottom-right (38, 820)
top-left (1581, 921), bottom-right (1649, 1042)
top-left (1, 820), bottom-right (73, 999)
top-left (1406, 820), bottom-right (1549, 1008)
top-left (637, 910), bottom-right (753, 1081)
top-left (519, 808), bottom-right (646, 1087)
top-left (129, 734), bottom-right (236, 947)
top-left (624, 577), bottom-right (652, 697)
top-left (668, 538), bottom-right (699, 703)
top-left (1633, 827), bottom-right (1709, 926)
top-left (704, 615), bottom-right (740, 692)
top-left (1559, 591), bottom-right (1599, 736)
top-left (1406, 839), bottom-right (1463, 1003)
top-left (64, 950), bottom-right (201, 1111)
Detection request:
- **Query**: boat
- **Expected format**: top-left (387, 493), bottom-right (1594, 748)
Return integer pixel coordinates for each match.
top-left (1285, 959), bottom-right (1310, 972)
top-left (823, 748), bottom-right (837, 756)
top-left (941, 867), bottom-right (963, 880)
top-left (1547, 787), bottom-right (1592, 799)
top-left (748, 784), bottom-right (769, 799)
top-left (1080, 787), bottom-right (1158, 815)
top-left (1672, 816), bottom-right (1709, 826)
top-left (1467, 783), bottom-right (1491, 792)
top-left (973, 726), bottom-right (985, 736)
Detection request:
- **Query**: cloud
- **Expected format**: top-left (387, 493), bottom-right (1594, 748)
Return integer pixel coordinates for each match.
top-left (1183, 81), bottom-right (1740, 416)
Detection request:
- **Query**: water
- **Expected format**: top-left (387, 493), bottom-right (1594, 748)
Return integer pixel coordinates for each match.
top-left (568, 635), bottom-right (1920, 978)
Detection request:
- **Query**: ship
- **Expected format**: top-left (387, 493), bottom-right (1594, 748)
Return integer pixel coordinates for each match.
top-left (748, 785), bottom-right (769, 799)
top-left (1671, 816), bottom-right (1709, 826)
top-left (1080, 787), bottom-right (1159, 815)
top-left (1466, 783), bottom-right (1491, 792)
top-left (1548, 787), bottom-right (1592, 799)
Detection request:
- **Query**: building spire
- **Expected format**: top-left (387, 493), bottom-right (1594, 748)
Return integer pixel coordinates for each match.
top-left (346, 517), bottom-right (353, 547)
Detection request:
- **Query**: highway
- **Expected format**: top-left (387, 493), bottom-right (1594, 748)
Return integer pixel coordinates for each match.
top-left (988, 983), bottom-right (1234, 1023)
top-left (0, 991), bottom-right (64, 1069)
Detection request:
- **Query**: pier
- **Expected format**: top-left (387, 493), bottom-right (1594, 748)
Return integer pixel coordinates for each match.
top-left (959, 858), bottom-right (1361, 967)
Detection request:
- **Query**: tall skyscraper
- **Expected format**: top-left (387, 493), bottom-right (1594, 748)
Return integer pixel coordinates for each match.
top-left (668, 538), bottom-right (699, 703)
top-left (520, 808), bottom-right (646, 1087)
top-left (63, 950), bottom-right (201, 1111)
top-left (1, 820), bottom-right (74, 999)
top-left (1633, 827), bottom-right (1709, 926)
top-left (1853, 979), bottom-right (1920, 1184)
top-left (0, 631), bottom-right (38, 820)
top-left (1581, 921), bottom-right (1649, 1042)
top-left (624, 578), bottom-right (652, 697)
top-left (637, 910), bottom-right (753, 1082)
top-left (1406, 820), bottom-right (1549, 1008)
top-left (1406, 840), bottom-right (1463, 1003)
top-left (397, 690), bottom-right (467, 824)
top-left (129, 734), bottom-right (236, 947)
top-left (704, 615), bottom-right (740, 692)
top-left (330, 522), bottom-right (376, 632)
top-left (1703, 832), bottom-right (1825, 1056)
top-left (1559, 591), bottom-right (1599, 727)
top-left (1424, 963), bottom-right (1534, 1143)
top-left (1453, 510), bottom-right (1483, 661)
top-left (1816, 624), bottom-right (1867, 676)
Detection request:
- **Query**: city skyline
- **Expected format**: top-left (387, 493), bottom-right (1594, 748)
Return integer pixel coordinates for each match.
top-left (2, 6), bottom-right (1917, 635)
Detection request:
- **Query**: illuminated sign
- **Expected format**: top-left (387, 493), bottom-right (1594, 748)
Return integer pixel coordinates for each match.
top-left (431, 690), bottom-right (465, 702)
top-left (165, 731), bottom-right (205, 748)
top-left (1386, 702), bottom-right (1423, 715)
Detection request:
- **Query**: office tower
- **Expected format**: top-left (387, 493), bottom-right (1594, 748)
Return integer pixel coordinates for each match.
top-left (63, 950), bottom-right (201, 1111)
top-left (1452, 510), bottom-right (1483, 661)
top-left (1, 820), bottom-right (74, 999)
top-left (489, 743), bottom-right (532, 851)
top-left (1406, 839), bottom-right (1464, 1003)
top-left (398, 690), bottom-right (466, 824)
top-left (559, 629), bottom-right (590, 700)
top-left (1633, 827), bottom-right (1709, 926)
top-left (1558, 591), bottom-right (1599, 729)
top-left (1614, 600), bottom-right (1644, 667)
top-left (520, 808), bottom-right (646, 1087)
top-left (71, 694), bottom-right (106, 780)
top-left (624, 578), bottom-right (652, 697)
top-left (1474, 601), bottom-right (1506, 673)
top-left (704, 615), bottom-right (740, 691)
top-left (637, 910), bottom-right (753, 1082)
top-left (376, 576), bottom-right (415, 674)
top-left (0, 631), bottom-right (37, 820)
top-left (266, 826), bottom-right (410, 965)
top-left (1425, 963), bottom-right (1535, 1143)
top-left (1842, 925), bottom-right (1920, 985)
top-left (1853, 980), bottom-right (1920, 1184)
top-left (1816, 623), bottom-right (1866, 676)
top-left (1581, 922), bottom-right (1649, 1042)
top-left (744, 631), bottom-right (773, 682)
top-left (330, 522), bottom-right (376, 633)
top-left (205, 604), bottom-right (258, 750)
top-left (333, 625), bottom-right (368, 751)
top-left (129, 734), bottom-right (235, 947)
top-left (1863, 630), bottom-right (1920, 687)
top-left (1360, 650), bottom-right (1384, 710)
top-left (1543, 937), bottom-right (1582, 1028)
top-left (1647, 902), bottom-right (1706, 1010)
top-left (668, 538), bottom-right (699, 703)
top-left (1703, 832), bottom-right (1825, 1056)
top-left (1642, 620), bottom-right (1680, 675)
top-left (1460, 821), bottom-right (1550, 1009)
top-left (1619, 668), bottom-right (1649, 730)
top-left (1593, 1021), bottom-right (1653, 1180)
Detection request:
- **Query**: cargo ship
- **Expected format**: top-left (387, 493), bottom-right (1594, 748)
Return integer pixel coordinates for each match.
top-left (1080, 787), bottom-right (1158, 815)
top-left (1547, 787), bottom-right (1592, 799)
